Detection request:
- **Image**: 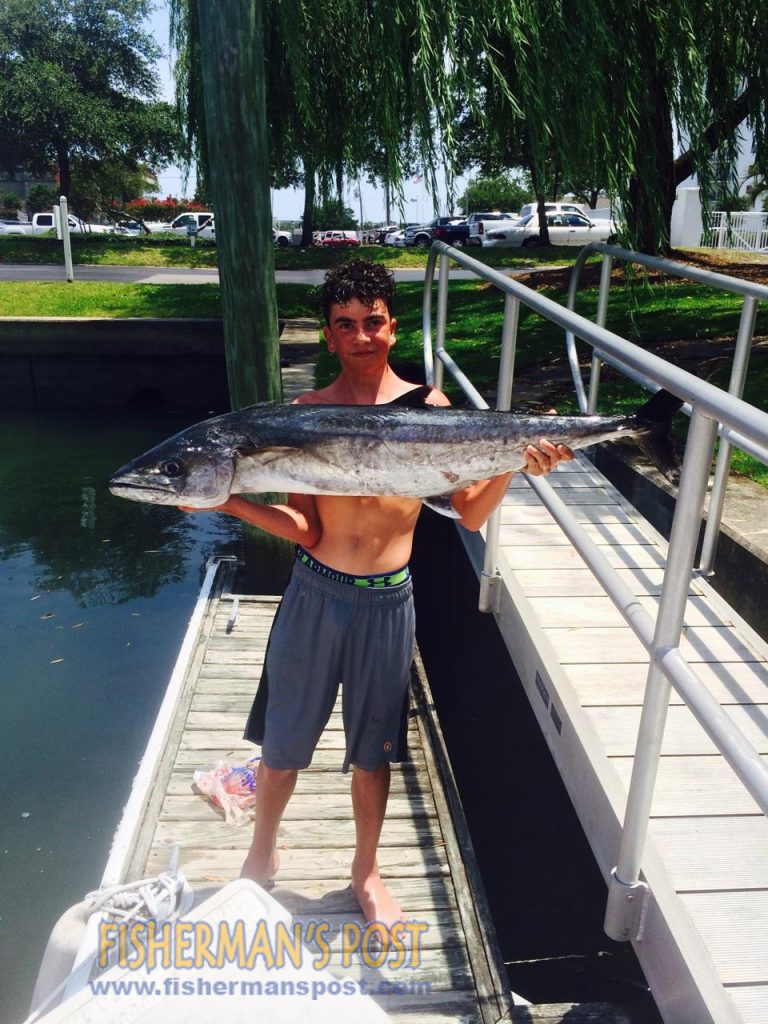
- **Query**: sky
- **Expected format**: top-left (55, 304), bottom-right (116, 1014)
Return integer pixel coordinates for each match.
top-left (146, 3), bottom-right (468, 226)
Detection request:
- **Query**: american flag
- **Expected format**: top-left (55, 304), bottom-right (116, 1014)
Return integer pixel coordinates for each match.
top-left (412, 174), bottom-right (423, 184)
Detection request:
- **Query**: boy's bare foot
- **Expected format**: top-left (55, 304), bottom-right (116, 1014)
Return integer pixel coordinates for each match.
top-left (351, 865), bottom-right (405, 930)
top-left (240, 847), bottom-right (280, 887)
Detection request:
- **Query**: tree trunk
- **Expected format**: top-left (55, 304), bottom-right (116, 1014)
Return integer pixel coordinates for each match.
top-left (301, 156), bottom-right (315, 246)
top-left (530, 166), bottom-right (550, 245)
top-left (674, 89), bottom-right (752, 186)
top-left (57, 149), bottom-right (71, 199)
top-left (625, 69), bottom-right (675, 254)
top-left (195, 0), bottom-right (281, 410)
top-left (196, 0), bottom-right (290, 587)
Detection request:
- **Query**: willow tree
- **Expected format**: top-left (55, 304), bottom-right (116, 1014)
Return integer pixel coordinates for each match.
top-left (470, 0), bottom-right (768, 253)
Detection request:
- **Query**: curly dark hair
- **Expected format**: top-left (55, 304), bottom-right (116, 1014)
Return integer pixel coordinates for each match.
top-left (318, 259), bottom-right (395, 323)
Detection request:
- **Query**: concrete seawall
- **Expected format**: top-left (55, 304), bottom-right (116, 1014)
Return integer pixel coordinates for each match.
top-left (0, 317), bottom-right (319, 410)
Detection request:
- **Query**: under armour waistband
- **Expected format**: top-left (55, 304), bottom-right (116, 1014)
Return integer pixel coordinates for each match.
top-left (295, 546), bottom-right (411, 588)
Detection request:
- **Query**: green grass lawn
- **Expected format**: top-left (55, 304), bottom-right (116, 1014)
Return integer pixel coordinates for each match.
top-left (0, 281), bottom-right (320, 319)
top-left (0, 234), bottom-right (585, 271)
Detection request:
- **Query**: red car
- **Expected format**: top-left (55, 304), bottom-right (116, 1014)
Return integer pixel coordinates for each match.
top-left (318, 230), bottom-right (361, 247)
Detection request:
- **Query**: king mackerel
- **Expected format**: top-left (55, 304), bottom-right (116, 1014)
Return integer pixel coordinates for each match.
top-left (109, 387), bottom-right (682, 514)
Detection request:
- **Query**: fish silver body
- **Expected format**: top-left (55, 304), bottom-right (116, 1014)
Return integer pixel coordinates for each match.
top-left (108, 392), bottom-right (681, 509)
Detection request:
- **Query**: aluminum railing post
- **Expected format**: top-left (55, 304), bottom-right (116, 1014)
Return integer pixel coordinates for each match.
top-left (699, 295), bottom-right (758, 574)
top-left (604, 407), bottom-right (718, 942)
top-left (422, 249), bottom-right (437, 387)
top-left (496, 293), bottom-right (520, 412)
top-left (479, 294), bottom-right (520, 613)
top-left (59, 196), bottom-right (74, 282)
top-left (586, 255), bottom-right (613, 413)
top-left (434, 252), bottom-right (449, 394)
top-left (565, 247), bottom-right (592, 412)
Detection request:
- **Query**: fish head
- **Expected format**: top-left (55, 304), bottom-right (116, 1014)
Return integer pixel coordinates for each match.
top-left (109, 426), bottom-right (237, 508)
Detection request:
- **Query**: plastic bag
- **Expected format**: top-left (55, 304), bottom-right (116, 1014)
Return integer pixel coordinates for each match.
top-left (192, 756), bottom-right (261, 826)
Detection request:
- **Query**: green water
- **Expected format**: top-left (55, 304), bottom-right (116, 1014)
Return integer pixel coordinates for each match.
top-left (0, 410), bottom-right (240, 1023)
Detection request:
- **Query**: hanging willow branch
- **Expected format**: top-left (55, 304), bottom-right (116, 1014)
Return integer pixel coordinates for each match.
top-left (169, 0), bottom-right (767, 253)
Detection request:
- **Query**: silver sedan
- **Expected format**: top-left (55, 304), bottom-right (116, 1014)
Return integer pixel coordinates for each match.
top-left (483, 212), bottom-right (618, 248)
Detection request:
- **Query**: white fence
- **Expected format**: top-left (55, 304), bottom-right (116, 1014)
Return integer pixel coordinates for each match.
top-left (701, 210), bottom-right (768, 251)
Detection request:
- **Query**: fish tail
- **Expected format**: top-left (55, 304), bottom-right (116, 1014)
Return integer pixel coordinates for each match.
top-left (633, 389), bottom-right (684, 485)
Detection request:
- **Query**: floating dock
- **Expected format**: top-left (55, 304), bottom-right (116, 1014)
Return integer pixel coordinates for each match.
top-left (116, 561), bottom-right (513, 1023)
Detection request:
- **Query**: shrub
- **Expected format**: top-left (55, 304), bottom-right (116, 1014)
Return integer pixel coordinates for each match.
top-left (123, 196), bottom-right (208, 221)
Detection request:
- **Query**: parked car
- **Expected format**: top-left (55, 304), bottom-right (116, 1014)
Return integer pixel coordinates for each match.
top-left (197, 216), bottom-right (215, 240)
top-left (0, 218), bottom-right (31, 235)
top-left (165, 212), bottom-right (215, 235)
top-left (483, 212), bottom-right (618, 248)
top-left (110, 218), bottom-right (151, 236)
top-left (0, 212), bottom-right (107, 235)
top-left (383, 229), bottom-right (406, 246)
top-left (431, 219), bottom-right (470, 247)
top-left (466, 211), bottom-right (519, 246)
top-left (273, 227), bottom-right (292, 246)
top-left (518, 201), bottom-right (586, 220)
top-left (317, 230), bottom-right (360, 247)
top-left (404, 216), bottom-right (467, 248)
top-left (372, 224), bottom-right (399, 244)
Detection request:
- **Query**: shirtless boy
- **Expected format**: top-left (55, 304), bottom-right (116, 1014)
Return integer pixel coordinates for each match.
top-left (183, 259), bottom-right (572, 928)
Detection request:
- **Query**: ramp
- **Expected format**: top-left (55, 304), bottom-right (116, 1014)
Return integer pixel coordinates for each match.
top-left (459, 455), bottom-right (768, 1024)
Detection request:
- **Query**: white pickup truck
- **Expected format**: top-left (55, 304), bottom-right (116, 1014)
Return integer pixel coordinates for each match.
top-left (0, 212), bottom-right (108, 235)
top-left (160, 211), bottom-right (215, 236)
top-left (466, 211), bottom-right (519, 246)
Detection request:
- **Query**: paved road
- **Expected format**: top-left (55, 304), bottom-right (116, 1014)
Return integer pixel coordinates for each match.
top-left (0, 263), bottom-right (542, 284)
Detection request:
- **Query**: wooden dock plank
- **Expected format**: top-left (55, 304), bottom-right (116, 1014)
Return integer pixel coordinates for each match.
top-left (567, 661), bottom-right (768, 706)
top-left (679, 891), bottom-right (768, 983)
top-left (544, 624), bottom-right (764, 664)
top-left (153, 816), bottom-right (447, 850)
top-left (588, 704), bottom-right (768, 757)
top-left (611, 756), bottom-right (768, 817)
top-left (648, 816), bottom-right (768, 891)
top-left (529, 594), bottom-right (731, 629)
top-left (510, 566), bottom-right (680, 597)
top-left (172, 748), bottom-right (428, 771)
top-left (160, 793), bottom-right (437, 821)
top-left (167, 767), bottom-right (428, 796)
top-left (147, 846), bottom-right (451, 882)
top-left (499, 543), bottom-right (666, 569)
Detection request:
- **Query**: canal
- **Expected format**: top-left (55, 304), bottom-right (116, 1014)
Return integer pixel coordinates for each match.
top-left (0, 408), bottom-right (240, 1023)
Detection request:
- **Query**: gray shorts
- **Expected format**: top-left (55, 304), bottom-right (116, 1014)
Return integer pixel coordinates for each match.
top-left (243, 557), bottom-right (415, 772)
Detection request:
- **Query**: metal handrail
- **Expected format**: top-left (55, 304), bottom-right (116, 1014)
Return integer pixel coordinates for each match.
top-left (566, 242), bottom-right (768, 573)
top-left (422, 240), bottom-right (768, 944)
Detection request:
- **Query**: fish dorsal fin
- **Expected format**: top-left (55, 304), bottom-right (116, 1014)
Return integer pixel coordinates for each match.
top-left (387, 385), bottom-right (434, 408)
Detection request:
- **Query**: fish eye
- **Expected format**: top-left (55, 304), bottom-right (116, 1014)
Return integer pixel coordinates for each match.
top-left (161, 460), bottom-right (183, 478)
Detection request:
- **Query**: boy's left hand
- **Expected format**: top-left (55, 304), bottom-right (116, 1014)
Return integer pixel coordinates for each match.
top-left (523, 439), bottom-right (574, 476)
